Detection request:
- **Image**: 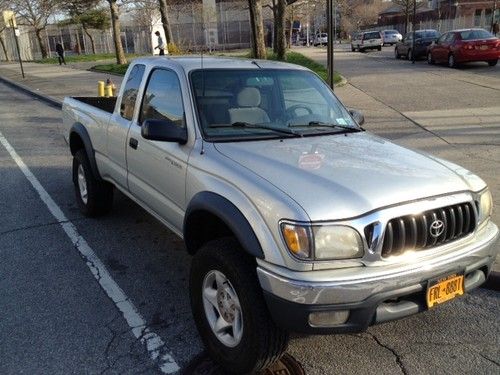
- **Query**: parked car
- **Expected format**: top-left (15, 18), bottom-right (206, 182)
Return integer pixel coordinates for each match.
top-left (395, 29), bottom-right (440, 60)
top-left (351, 31), bottom-right (383, 52)
top-left (382, 29), bottom-right (402, 45)
top-left (427, 28), bottom-right (500, 67)
top-left (314, 33), bottom-right (328, 46)
top-left (63, 57), bottom-right (499, 374)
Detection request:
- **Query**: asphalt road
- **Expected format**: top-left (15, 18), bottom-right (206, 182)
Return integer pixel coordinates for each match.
top-left (0, 58), bottom-right (499, 374)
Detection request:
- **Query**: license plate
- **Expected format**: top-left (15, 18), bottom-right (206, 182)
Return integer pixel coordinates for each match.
top-left (480, 45), bottom-right (488, 50)
top-left (426, 273), bottom-right (464, 308)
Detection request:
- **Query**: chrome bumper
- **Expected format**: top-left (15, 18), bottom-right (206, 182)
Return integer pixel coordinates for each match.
top-left (257, 221), bottom-right (499, 306)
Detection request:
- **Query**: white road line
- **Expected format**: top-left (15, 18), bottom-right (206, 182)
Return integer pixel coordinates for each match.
top-left (0, 131), bottom-right (180, 374)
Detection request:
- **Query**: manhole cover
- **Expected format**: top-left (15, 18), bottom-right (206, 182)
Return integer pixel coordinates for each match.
top-left (182, 352), bottom-right (305, 375)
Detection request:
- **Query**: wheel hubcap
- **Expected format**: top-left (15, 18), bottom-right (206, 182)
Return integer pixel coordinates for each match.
top-left (202, 270), bottom-right (243, 347)
top-left (77, 164), bottom-right (88, 204)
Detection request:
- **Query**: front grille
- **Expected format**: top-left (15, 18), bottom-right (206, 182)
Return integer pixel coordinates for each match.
top-left (381, 202), bottom-right (476, 258)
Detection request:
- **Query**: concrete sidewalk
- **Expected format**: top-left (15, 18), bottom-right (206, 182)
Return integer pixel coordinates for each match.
top-left (0, 59), bottom-right (498, 277)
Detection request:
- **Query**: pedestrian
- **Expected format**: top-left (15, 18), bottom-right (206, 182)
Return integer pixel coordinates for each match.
top-left (493, 22), bottom-right (499, 37)
top-left (55, 41), bottom-right (66, 65)
top-left (154, 31), bottom-right (166, 56)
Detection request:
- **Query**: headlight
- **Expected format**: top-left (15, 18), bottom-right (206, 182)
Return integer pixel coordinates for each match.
top-left (281, 222), bottom-right (363, 260)
top-left (477, 189), bottom-right (493, 226)
top-left (313, 225), bottom-right (364, 259)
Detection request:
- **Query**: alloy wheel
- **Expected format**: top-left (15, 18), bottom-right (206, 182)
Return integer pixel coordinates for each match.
top-left (77, 164), bottom-right (88, 204)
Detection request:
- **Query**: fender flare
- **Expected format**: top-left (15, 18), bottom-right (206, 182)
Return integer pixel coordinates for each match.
top-left (69, 123), bottom-right (101, 180)
top-left (184, 191), bottom-right (264, 259)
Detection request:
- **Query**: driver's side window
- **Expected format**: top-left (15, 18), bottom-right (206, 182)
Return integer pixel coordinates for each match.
top-left (280, 75), bottom-right (328, 119)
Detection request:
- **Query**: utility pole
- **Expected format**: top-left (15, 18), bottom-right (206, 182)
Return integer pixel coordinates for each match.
top-left (492, 0), bottom-right (498, 33)
top-left (412, 0), bottom-right (416, 64)
top-left (327, 0), bottom-right (335, 89)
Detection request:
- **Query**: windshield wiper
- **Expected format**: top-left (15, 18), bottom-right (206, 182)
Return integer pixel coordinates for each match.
top-left (210, 122), bottom-right (301, 137)
top-left (289, 121), bottom-right (361, 132)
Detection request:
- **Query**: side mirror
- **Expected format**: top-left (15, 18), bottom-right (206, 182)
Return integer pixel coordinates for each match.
top-left (141, 118), bottom-right (188, 144)
top-left (349, 109), bottom-right (365, 126)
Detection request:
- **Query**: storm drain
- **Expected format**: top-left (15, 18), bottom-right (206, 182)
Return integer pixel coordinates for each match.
top-left (182, 352), bottom-right (305, 375)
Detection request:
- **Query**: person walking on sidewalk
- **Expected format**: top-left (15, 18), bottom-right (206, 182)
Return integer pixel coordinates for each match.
top-left (56, 42), bottom-right (66, 65)
top-left (493, 22), bottom-right (499, 37)
top-left (154, 31), bottom-right (166, 56)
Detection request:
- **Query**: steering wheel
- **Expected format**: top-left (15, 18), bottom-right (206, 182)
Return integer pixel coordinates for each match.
top-left (286, 104), bottom-right (313, 118)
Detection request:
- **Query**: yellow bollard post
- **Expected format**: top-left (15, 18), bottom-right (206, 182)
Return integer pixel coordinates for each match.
top-left (105, 83), bottom-right (113, 97)
top-left (97, 81), bottom-right (105, 97)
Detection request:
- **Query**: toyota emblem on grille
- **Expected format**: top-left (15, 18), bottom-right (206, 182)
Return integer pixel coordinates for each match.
top-left (429, 220), bottom-right (445, 238)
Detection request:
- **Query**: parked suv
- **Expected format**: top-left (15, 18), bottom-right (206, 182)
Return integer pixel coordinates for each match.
top-left (314, 32), bottom-right (328, 46)
top-left (63, 57), bottom-right (499, 374)
top-left (351, 31), bottom-right (383, 52)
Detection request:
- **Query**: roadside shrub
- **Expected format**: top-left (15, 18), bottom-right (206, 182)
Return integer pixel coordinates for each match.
top-left (167, 43), bottom-right (183, 55)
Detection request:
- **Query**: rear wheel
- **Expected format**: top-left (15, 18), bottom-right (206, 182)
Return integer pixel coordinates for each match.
top-left (72, 149), bottom-right (113, 217)
top-left (488, 59), bottom-right (498, 66)
top-left (377, 46), bottom-right (382, 51)
top-left (427, 52), bottom-right (434, 64)
top-left (448, 53), bottom-right (457, 68)
top-left (190, 238), bottom-right (289, 374)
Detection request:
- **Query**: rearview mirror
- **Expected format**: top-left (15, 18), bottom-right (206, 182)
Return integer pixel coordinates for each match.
top-left (141, 119), bottom-right (188, 144)
top-left (349, 109), bottom-right (365, 126)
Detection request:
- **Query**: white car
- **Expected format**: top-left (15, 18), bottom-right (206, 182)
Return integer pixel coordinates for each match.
top-left (351, 31), bottom-right (383, 52)
top-left (382, 29), bottom-right (403, 45)
top-left (314, 33), bottom-right (328, 46)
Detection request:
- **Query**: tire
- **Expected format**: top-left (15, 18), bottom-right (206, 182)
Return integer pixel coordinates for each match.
top-left (488, 60), bottom-right (498, 66)
top-left (190, 238), bottom-right (289, 374)
top-left (351, 45), bottom-right (355, 52)
top-left (448, 53), bottom-right (457, 68)
top-left (407, 49), bottom-right (412, 61)
top-left (427, 52), bottom-right (434, 65)
top-left (395, 48), bottom-right (400, 59)
top-left (72, 149), bottom-right (113, 217)
top-left (377, 46), bottom-right (382, 51)
top-left (360, 47), bottom-right (365, 53)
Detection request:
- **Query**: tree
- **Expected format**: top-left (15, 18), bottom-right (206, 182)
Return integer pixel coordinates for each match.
top-left (248, 0), bottom-right (266, 59)
top-left (392, 0), bottom-right (424, 33)
top-left (61, 0), bottom-right (110, 55)
top-left (158, 0), bottom-right (174, 46)
top-left (265, 0), bottom-right (287, 60)
top-left (105, 0), bottom-right (126, 64)
top-left (10, 0), bottom-right (61, 59)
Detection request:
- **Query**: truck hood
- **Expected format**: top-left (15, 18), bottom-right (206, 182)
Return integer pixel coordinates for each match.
top-left (214, 132), bottom-right (481, 221)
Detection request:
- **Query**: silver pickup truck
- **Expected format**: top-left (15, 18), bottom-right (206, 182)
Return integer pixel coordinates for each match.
top-left (63, 57), bottom-right (499, 373)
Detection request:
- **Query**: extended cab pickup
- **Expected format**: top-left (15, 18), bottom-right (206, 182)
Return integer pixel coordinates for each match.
top-left (63, 57), bottom-right (499, 373)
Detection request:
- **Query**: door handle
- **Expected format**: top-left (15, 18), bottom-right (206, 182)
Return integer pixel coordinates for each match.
top-left (129, 137), bottom-right (138, 149)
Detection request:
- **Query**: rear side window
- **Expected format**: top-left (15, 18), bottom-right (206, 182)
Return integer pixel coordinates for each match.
top-left (415, 30), bottom-right (439, 38)
top-left (364, 32), bottom-right (381, 39)
top-left (140, 69), bottom-right (185, 128)
top-left (460, 29), bottom-right (494, 40)
top-left (120, 64), bottom-right (145, 120)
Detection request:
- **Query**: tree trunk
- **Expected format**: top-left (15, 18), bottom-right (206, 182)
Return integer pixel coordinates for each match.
top-left (158, 0), bottom-right (174, 45)
top-left (276, 0), bottom-right (286, 60)
top-left (108, 0), bottom-right (127, 65)
top-left (83, 27), bottom-right (96, 54)
top-left (0, 32), bottom-right (10, 61)
top-left (271, 0), bottom-right (278, 53)
top-left (248, 0), bottom-right (266, 59)
top-left (35, 28), bottom-right (48, 59)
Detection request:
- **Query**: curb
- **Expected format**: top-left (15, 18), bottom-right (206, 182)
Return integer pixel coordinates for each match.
top-left (335, 75), bottom-right (348, 88)
top-left (483, 271), bottom-right (500, 292)
top-left (0, 74), bottom-right (62, 109)
top-left (89, 67), bottom-right (124, 77)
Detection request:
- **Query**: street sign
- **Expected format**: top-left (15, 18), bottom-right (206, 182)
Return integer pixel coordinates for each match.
top-left (2, 10), bottom-right (17, 28)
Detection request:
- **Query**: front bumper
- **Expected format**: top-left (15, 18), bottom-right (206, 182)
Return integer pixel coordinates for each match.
top-left (258, 221), bottom-right (499, 334)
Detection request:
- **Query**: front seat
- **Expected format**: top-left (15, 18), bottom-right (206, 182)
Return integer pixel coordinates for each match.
top-left (228, 87), bottom-right (270, 124)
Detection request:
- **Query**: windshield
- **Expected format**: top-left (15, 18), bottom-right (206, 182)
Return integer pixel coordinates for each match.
top-left (460, 29), bottom-right (495, 40)
top-left (191, 69), bottom-right (358, 141)
top-left (364, 32), bottom-right (381, 39)
top-left (415, 30), bottom-right (439, 38)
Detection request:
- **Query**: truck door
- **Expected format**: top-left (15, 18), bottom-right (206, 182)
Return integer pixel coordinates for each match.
top-left (126, 68), bottom-right (189, 233)
top-left (104, 63), bottom-right (146, 189)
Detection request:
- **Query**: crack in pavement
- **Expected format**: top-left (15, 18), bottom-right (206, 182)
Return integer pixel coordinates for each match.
top-left (0, 217), bottom-right (85, 238)
top-left (365, 332), bottom-right (408, 375)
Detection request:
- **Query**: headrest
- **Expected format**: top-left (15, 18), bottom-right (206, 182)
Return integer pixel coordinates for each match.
top-left (237, 87), bottom-right (261, 107)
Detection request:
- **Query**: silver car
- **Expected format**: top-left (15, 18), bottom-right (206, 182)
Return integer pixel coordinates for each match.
top-left (382, 29), bottom-right (403, 45)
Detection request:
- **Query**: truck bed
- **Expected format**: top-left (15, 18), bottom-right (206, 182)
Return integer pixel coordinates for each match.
top-left (71, 97), bottom-right (117, 114)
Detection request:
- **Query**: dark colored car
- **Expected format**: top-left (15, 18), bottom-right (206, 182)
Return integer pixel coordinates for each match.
top-left (427, 28), bottom-right (500, 67)
top-left (395, 29), bottom-right (440, 60)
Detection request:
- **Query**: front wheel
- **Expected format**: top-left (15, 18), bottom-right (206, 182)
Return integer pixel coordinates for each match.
top-left (488, 59), bottom-right (498, 66)
top-left (72, 149), bottom-right (113, 217)
top-left (190, 238), bottom-right (289, 373)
